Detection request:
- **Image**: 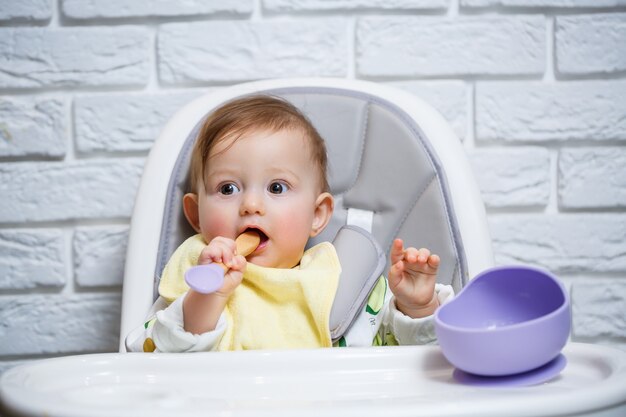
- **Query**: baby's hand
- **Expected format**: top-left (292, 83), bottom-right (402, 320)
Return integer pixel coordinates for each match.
top-left (197, 236), bottom-right (247, 297)
top-left (388, 238), bottom-right (440, 319)
top-left (183, 236), bottom-right (246, 334)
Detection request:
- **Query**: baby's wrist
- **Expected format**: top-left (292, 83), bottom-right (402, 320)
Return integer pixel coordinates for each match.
top-left (395, 295), bottom-right (439, 319)
top-left (183, 291), bottom-right (229, 334)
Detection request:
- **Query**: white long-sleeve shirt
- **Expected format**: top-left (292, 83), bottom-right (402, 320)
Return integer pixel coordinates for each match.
top-left (125, 277), bottom-right (454, 353)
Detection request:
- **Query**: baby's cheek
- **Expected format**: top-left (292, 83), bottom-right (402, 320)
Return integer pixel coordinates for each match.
top-left (279, 211), bottom-right (307, 235)
top-left (201, 213), bottom-right (234, 240)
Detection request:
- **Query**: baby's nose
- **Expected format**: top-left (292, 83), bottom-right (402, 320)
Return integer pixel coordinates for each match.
top-left (239, 190), bottom-right (265, 215)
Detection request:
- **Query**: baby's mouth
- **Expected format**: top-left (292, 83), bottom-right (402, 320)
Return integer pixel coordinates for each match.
top-left (243, 227), bottom-right (269, 251)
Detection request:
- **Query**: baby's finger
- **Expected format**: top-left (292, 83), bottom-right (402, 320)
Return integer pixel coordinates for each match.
top-left (390, 239), bottom-right (405, 264)
top-left (428, 254), bottom-right (440, 268)
top-left (387, 260), bottom-right (405, 286)
top-left (417, 248), bottom-right (431, 263)
top-left (199, 238), bottom-right (236, 266)
top-left (198, 245), bottom-right (220, 265)
top-left (403, 247), bottom-right (420, 263)
top-left (220, 245), bottom-right (237, 267)
top-left (212, 236), bottom-right (237, 253)
top-left (228, 254), bottom-right (247, 272)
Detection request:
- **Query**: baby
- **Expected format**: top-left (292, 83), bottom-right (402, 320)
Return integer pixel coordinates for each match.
top-left (126, 95), bottom-right (452, 352)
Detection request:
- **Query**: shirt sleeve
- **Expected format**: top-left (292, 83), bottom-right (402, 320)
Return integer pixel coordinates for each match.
top-left (380, 283), bottom-right (455, 346)
top-left (124, 294), bottom-right (227, 353)
top-left (335, 278), bottom-right (455, 348)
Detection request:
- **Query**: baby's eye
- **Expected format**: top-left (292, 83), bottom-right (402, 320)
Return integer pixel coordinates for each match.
top-left (268, 181), bottom-right (288, 194)
top-left (219, 183), bottom-right (240, 195)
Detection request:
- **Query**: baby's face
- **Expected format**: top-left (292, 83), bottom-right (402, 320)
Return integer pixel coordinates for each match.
top-left (195, 128), bottom-right (329, 269)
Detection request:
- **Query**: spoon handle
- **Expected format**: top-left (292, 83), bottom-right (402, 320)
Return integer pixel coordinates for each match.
top-left (234, 230), bottom-right (261, 259)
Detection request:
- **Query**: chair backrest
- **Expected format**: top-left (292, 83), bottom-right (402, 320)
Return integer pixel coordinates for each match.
top-left (119, 78), bottom-right (494, 351)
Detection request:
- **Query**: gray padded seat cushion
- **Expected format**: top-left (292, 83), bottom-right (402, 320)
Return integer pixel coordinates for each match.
top-left (154, 86), bottom-right (468, 337)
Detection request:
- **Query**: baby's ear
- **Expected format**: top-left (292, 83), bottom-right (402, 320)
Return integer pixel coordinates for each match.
top-left (182, 193), bottom-right (201, 233)
top-left (310, 192), bottom-right (334, 237)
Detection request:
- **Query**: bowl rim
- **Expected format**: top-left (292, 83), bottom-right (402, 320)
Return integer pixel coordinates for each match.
top-left (434, 264), bottom-right (571, 334)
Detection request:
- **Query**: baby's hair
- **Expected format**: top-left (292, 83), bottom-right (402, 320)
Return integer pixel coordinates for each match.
top-left (189, 94), bottom-right (330, 194)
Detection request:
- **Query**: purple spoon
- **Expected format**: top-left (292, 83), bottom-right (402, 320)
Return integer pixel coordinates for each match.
top-left (184, 231), bottom-right (260, 294)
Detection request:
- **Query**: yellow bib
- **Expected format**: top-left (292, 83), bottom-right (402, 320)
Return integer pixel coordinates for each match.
top-left (158, 235), bottom-right (341, 350)
top-left (159, 235), bottom-right (206, 304)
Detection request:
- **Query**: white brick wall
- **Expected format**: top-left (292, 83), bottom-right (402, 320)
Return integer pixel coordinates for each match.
top-left (158, 20), bottom-right (349, 83)
top-left (1, 0), bottom-right (625, 371)
top-left (60, 0), bottom-right (252, 19)
top-left (0, 27), bottom-right (151, 88)
top-left (476, 81), bottom-right (626, 141)
top-left (74, 92), bottom-right (202, 153)
top-left (357, 16), bottom-right (546, 77)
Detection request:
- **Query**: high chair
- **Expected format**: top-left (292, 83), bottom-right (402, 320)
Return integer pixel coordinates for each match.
top-left (1, 79), bottom-right (625, 417)
top-left (120, 77), bottom-right (494, 347)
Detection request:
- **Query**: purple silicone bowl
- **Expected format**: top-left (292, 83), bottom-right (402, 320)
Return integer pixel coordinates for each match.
top-left (434, 265), bottom-right (571, 377)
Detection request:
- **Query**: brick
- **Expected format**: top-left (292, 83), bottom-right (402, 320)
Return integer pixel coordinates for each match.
top-left (264, 0), bottom-right (447, 11)
top-left (0, 97), bottom-right (66, 158)
top-left (469, 147), bottom-right (550, 208)
top-left (0, 293), bottom-right (121, 355)
top-left (61, 0), bottom-right (252, 19)
top-left (476, 81), bottom-right (626, 142)
top-left (461, 0), bottom-right (626, 6)
top-left (356, 16), bottom-right (545, 77)
top-left (74, 92), bottom-right (202, 153)
top-left (388, 81), bottom-right (467, 140)
top-left (0, 159), bottom-right (144, 223)
top-left (557, 14), bottom-right (626, 75)
top-left (489, 214), bottom-right (626, 273)
top-left (74, 226), bottom-right (128, 287)
top-left (0, 0), bottom-right (52, 22)
top-left (559, 147), bottom-right (626, 209)
top-left (572, 279), bottom-right (626, 341)
top-left (0, 27), bottom-right (150, 89)
top-left (158, 20), bottom-right (348, 84)
top-left (0, 229), bottom-right (66, 290)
